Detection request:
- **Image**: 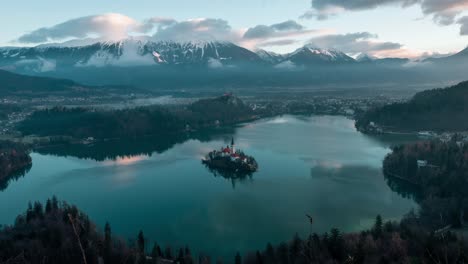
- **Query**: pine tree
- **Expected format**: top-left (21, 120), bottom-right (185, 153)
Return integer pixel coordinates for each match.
top-left (184, 246), bottom-right (191, 256)
top-left (255, 251), bottom-right (263, 264)
top-left (329, 228), bottom-right (345, 261)
top-left (354, 232), bottom-right (366, 264)
top-left (45, 199), bottom-right (52, 214)
top-left (277, 243), bottom-right (290, 264)
top-left (165, 247), bottom-right (173, 259)
top-left (178, 248), bottom-right (184, 263)
top-left (137, 230), bottom-right (145, 254)
top-left (26, 202), bottom-right (33, 222)
top-left (373, 215), bottom-right (383, 239)
top-left (235, 252), bottom-right (242, 264)
top-left (52, 195), bottom-right (59, 211)
top-left (104, 222), bottom-right (111, 264)
top-left (151, 243), bottom-right (162, 260)
top-left (290, 233), bottom-right (301, 263)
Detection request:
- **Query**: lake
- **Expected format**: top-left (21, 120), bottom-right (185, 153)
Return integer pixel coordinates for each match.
top-left (0, 115), bottom-right (417, 260)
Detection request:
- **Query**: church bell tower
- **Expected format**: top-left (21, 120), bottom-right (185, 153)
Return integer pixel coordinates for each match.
top-left (231, 137), bottom-right (235, 153)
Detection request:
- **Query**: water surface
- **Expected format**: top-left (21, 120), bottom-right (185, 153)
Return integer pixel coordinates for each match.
top-left (0, 115), bottom-right (416, 259)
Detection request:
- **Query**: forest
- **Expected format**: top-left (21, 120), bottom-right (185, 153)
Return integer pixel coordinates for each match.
top-left (1, 197), bottom-right (468, 264)
top-left (355, 81), bottom-right (468, 132)
top-left (0, 140), bottom-right (32, 191)
top-left (17, 94), bottom-right (256, 140)
top-left (383, 138), bottom-right (468, 229)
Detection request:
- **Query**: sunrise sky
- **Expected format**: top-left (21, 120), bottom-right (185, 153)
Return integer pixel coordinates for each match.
top-left (2, 0), bottom-right (468, 58)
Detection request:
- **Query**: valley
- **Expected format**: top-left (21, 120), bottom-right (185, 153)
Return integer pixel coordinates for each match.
top-left (2, 6), bottom-right (468, 262)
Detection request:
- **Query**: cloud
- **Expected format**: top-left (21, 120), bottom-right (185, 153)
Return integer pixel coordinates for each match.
top-left (257, 39), bottom-right (299, 47)
top-left (274, 60), bottom-right (298, 70)
top-left (76, 41), bottom-right (156, 67)
top-left (16, 14), bottom-right (241, 44)
top-left (458, 16), bottom-right (468, 34)
top-left (271, 20), bottom-right (304, 31)
top-left (308, 32), bottom-right (402, 53)
top-left (17, 13), bottom-right (162, 43)
top-left (14, 57), bottom-right (56, 72)
top-left (243, 20), bottom-right (306, 39)
top-left (16, 14), bottom-right (314, 52)
top-left (207, 58), bottom-right (223, 69)
top-left (241, 20), bottom-right (319, 49)
top-left (15, 14), bottom-right (320, 51)
top-left (304, 0), bottom-right (468, 26)
top-left (153, 18), bottom-right (241, 42)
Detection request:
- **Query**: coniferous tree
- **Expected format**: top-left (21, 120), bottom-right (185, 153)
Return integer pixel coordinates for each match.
top-left (178, 248), bottom-right (184, 263)
top-left (277, 243), bottom-right (290, 264)
top-left (354, 232), bottom-right (366, 264)
top-left (104, 222), bottom-right (111, 264)
top-left (235, 252), bottom-right (242, 264)
top-left (265, 243), bottom-right (275, 263)
top-left (255, 251), bottom-right (263, 264)
top-left (52, 195), bottom-right (59, 211)
top-left (184, 246), bottom-right (191, 256)
top-left (151, 243), bottom-right (162, 260)
top-left (329, 228), bottom-right (345, 261)
top-left (165, 246), bottom-right (173, 259)
top-left (137, 230), bottom-right (145, 254)
top-left (290, 233), bottom-right (301, 263)
top-left (45, 198), bottom-right (52, 214)
top-left (373, 215), bottom-right (383, 239)
top-left (26, 202), bottom-right (33, 222)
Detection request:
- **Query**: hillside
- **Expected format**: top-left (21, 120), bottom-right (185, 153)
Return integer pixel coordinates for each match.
top-left (356, 81), bottom-right (468, 132)
top-left (0, 69), bottom-right (133, 97)
top-left (0, 140), bottom-right (32, 190)
top-left (17, 94), bottom-right (256, 139)
top-left (0, 69), bottom-right (77, 96)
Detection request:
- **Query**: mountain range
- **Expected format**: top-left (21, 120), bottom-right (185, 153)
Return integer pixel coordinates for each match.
top-left (0, 39), bottom-right (419, 71)
top-left (1, 39), bottom-right (467, 89)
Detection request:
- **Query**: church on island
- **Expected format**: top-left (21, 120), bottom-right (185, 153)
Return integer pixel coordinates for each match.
top-left (221, 138), bottom-right (240, 158)
top-left (202, 137), bottom-right (258, 173)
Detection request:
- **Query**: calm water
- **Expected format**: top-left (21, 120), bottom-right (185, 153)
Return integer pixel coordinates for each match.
top-left (0, 115), bottom-right (416, 259)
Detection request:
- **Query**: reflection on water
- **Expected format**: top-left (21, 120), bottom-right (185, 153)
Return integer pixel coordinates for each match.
top-left (0, 115), bottom-right (418, 260)
top-left (35, 127), bottom-right (236, 162)
top-left (384, 174), bottom-right (423, 202)
top-left (204, 165), bottom-right (255, 189)
top-left (0, 164), bottom-right (32, 191)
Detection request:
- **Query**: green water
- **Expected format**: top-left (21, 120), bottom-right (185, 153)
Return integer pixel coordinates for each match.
top-left (0, 115), bottom-right (417, 259)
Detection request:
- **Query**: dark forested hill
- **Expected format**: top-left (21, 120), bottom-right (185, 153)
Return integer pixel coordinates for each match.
top-left (0, 69), bottom-right (135, 97)
top-left (383, 139), bottom-right (468, 228)
top-left (0, 140), bottom-right (31, 190)
top-left (17, 94), bottom-right (256, 139)
top-left (356, 81), bottom-right (468, 132)
top-left (0, 69), bottom-right (80, 96)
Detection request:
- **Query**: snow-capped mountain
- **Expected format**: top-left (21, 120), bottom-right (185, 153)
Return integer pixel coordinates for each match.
top-left (255, 49), bottom-right (285, 64)
top-left (285, 45), bottom-right (356, 65)
top-left (356, 53), bottom-right (409, 65)
top-left (0, 39), bottom-right (264, 72)
top-left (424, 46), bottom-right (468, 64)
top-left (356, 53), bottom-right (376, 63)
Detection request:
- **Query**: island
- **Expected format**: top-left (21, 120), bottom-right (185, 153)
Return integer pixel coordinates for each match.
top-left (202, 138), bottom-right (258, 174)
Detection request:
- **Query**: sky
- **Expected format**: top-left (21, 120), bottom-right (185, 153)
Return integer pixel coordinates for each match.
top-left (2, 0), bottom-right (468, 58)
